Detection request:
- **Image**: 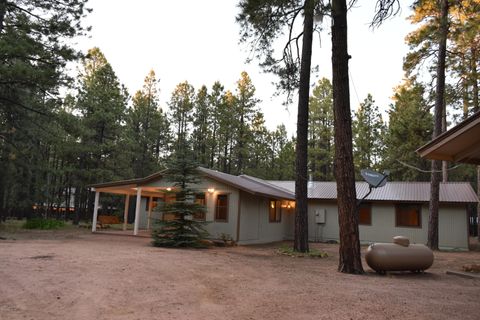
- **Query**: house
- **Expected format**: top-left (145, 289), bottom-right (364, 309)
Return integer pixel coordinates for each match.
top-left (90, 167), bottom-right (477, 250)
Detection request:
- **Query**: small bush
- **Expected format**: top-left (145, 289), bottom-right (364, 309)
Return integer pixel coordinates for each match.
top-left (23, 218), bottom-right (65, 230)
top-left (277, 245), bottom-right (328, 258)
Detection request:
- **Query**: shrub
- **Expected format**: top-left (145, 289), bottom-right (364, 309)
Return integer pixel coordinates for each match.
top-left (23, 218), bottom-right (65, 230)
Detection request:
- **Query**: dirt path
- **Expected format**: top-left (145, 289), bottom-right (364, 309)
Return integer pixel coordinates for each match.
top-left (1, 233), bottom-right (479, 320)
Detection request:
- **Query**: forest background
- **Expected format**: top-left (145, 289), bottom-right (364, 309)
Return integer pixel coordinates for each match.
top-left (0, 0), bottom-right (478, 223)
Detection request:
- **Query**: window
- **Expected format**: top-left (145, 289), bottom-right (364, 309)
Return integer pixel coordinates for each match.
top-left (358, 203), bottom-right (372, 225)
top-left (215, 194), bottom-right (228, 222)
top-left (193, 193), bottom-right (206, 221)
top-left (396, 204), bottom-right (422, 227)
top-left (269, 200), bottom-right (282, 223)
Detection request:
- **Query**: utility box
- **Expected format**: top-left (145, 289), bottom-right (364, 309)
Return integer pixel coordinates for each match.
top-left (314, 209), bottom-right (326, 224)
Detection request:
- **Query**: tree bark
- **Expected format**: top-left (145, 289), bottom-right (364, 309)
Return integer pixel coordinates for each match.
top-left (477, 166), bottom-right (480, 241)
top-left (442, 99), bottom-right (447, 182)
top-left (332, 0), bottom-right (363, 273)
top-left (471, 47), bottom-right (478, 113)
top-left (293, 0), bottom-right (314, 253)
top-left (474, 48), bottom-right (480, 241)
top-left (428, 0), bottom-right (449, 250)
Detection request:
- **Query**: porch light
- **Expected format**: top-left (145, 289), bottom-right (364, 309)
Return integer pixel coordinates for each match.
top-left (207, 188), bottom-right (215, 194)
top-left (166, 187), bottom-right (172, 192)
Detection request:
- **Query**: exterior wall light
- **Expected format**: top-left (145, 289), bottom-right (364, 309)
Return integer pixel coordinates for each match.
top-left (207, 188), bottom-right (215, 193)
top-left (166, 187), bottom-right (172, 192)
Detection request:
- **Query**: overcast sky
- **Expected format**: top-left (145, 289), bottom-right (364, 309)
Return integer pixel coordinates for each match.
top-left (76, 0), bottom-right (415, 135)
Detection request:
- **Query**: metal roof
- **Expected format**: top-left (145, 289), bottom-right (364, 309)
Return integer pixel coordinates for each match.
top-left (268, 181), bottom-right (478, 203)
top-left (198, 168), bottom-right (295, 200)
top-left (90, 167), bottom-right (477, 204)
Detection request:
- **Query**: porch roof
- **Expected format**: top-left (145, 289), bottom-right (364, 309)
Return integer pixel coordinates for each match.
top-left (417, 111), bottom-right (480, 165)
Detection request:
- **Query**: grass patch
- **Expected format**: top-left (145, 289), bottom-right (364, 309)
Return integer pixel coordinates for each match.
top-left (277, 245), bottom-right (328, 258)
top-left (23, 218), bottom-right (65, 230)
top-left (0, 219), bottom-right (24, 233)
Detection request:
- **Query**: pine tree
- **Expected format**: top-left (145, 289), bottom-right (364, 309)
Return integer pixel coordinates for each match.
top-left (73, 47), bottom-right (129, 222)
top-left (207, 81), bottom-right (226, 169)
top-left (0, 0), bottom-right (90, 219)
top-left (381, 81), bottom-right (433, 181)
top-left (151, 139), bottom-right (209, 248)
top-left (271, 126), bottom-right (296, 180)
top-left (238, 0), bottom-right (321, 253)
top-left (352, 94), bottom-right (386, 177)
top-left (169, 81), bottom-right (195, 149)
top-left (308, 78), bottom-right (335, 181)
top-left (217, 90), bottom-right (236, 173)
top-left (332, 0), bottom-right (363, 274)
top-left (233, 71), bottom-right (260, 175)
top-left (192, 85), bottom-right (211, 166)
top-left (126, 70), bottom-right (170, 177)
top-left (245, 111), bottom-right (271, 178)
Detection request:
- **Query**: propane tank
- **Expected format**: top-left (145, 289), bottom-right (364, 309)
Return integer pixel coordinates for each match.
top-left (365, 236), bottom-right (434, 273)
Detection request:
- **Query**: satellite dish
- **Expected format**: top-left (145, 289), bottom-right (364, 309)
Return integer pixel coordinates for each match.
top-left (361, 169), bottom-right (389, 188)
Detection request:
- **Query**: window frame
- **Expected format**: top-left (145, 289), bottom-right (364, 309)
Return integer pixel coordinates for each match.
top-left (358, 202), bottom-right (372, 226)
top-left (269, 200), bottom-right (282, 223)
top-left (395, 203), bottom-right (422, 228)
top-left (214, 194), bottom-right (229, 222)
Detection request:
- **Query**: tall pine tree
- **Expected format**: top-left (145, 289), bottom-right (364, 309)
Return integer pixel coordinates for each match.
top-left (151, 139), bottom-right (209, 248)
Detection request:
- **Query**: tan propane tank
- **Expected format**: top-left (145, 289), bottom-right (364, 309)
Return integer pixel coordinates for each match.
top-left (365, 236), bottom-right (434, 273)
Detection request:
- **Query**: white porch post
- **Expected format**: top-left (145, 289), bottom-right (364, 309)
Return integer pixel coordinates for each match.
top-left (133, 187), bottom-right (142, 235)
top-left (91, 190), bottom-right (100, 232)
top-left (123, 194), bottom-right (130, 231)
top-left (146, 196), bottom-right (153, 230)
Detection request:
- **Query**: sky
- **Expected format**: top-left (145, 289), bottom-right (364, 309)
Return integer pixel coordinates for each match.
top-left (75, 0), bottom-right (416, 135)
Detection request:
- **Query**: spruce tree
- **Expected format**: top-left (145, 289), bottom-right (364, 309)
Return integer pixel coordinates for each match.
top-left (151, 139), bottom-right (209, 248)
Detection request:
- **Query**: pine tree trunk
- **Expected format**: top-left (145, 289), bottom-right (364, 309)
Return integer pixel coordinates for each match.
top-left (473, 48), bottom-right (480, 241)
top-left (332, 0), bottom-right (363, 273)
top-left (428, 0), bottom-right (449, 250)
top-left (442, 100), bottom-right (447, 182)
top-left (477, 166), bottom-right (480, 241)
top-left (293, 0), bottom-right (314, 253)
top-left (471, 47), bottom-right (478, 113)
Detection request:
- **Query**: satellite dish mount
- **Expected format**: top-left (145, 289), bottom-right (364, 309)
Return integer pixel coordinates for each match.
top-left (358, 169), bottom-right (390, 206)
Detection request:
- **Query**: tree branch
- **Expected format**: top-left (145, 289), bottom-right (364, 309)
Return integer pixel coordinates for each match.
top-left (371, 0), bottom-right (401, 28)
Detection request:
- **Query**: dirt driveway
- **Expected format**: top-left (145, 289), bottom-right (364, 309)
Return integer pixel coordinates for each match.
top-left (1, 231), bottom-right (479, 320)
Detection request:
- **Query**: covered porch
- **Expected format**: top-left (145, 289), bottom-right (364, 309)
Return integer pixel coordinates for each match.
top-left (90, 173), bottom-right (171, 236)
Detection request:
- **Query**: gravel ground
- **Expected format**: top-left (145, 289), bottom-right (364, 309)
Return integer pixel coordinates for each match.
top-left (1, 230), bottom-right (479, 320)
